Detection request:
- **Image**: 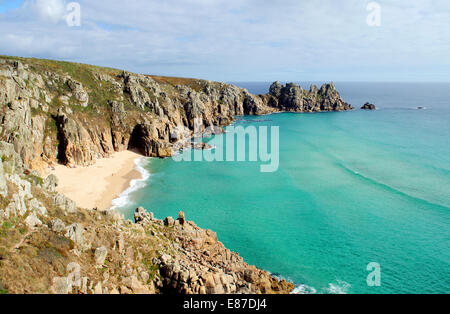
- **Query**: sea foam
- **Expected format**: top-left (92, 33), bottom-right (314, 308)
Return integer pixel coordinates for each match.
top-left (111, 157), bottom-right (150, 209)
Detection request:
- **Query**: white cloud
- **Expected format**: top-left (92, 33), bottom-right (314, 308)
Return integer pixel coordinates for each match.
top-left (28, 0), bottom-right (66, 23)
top-left (0, 0), bottom-right (449, 81)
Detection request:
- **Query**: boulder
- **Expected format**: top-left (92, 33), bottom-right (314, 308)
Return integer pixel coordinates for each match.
top-left (134, 207), bottom-right (154, 224)
top-left (65, 223), bottom-right (86, 249)
top-left (43, 174), bottom-right (58, 192)
top-left (25, 212), bottom-right (42, 228)
top-left (95, 246), bottom-right (108, 265)
top-left (361, 102), bottom-right (376, 110)
top-left (67, 79), bottom-right (89, 107)
top-left (178, 211), bottom-right (186, 225)
top-left (29, 198), bottom-right (47, 216)
top-left (54, 194), bottom-right (77, 213)
top-left (164, 216), bottom-right (175, 226)
top-left (49, 218), bottom-right (66, 233)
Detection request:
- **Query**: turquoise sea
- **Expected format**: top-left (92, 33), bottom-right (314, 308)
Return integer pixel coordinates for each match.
top-left (114, 82), bottom-right (450, 294)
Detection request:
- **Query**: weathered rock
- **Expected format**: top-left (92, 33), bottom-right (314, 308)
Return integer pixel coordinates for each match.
top-left (51, 277), bottom-right (70, 294)
top-left (121, 275), bottom-right (152, 294)
top-left (94, 282), bottom-right (103, 294)
top-left (1, 57), bottom-right (353, 172)
top-left (178, 211), bottom-right (186, 225)
top-left (0, 159), bottom-right (7, 197)
top-left (361, 102), bottom-right (376, 110)
top-left (140, 271), bottom-right (150, 283)
top-left (164, 216), bottom-right (175, 226)
top-left (67, 79), bottom-right (89, 107)
top-left (25, 212), bottom-right (42, 228)
top-left (49, 218), bottom-right (66, 232)
top-left (95, 246), bottom-right (108, 265)
top-left (268, 81), bottom-right (353, 112)
top-left (157, 219), bottom-right (295, 295)
top-left (134, 206), bottom-right (154, 223)
top-left (54, 193), bottom-right (77, 213)
top-left (43, 174), bottom-right (58, 192)
top-left (29, 198), bottom-right (47, 216)
top-left (0, 142), bottom-right (24, 174)
top-left (65, 223), bottom-right (86, 249)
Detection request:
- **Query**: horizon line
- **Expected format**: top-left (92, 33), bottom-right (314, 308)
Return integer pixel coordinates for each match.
top-left (1, 54), bottom-right (449, 85)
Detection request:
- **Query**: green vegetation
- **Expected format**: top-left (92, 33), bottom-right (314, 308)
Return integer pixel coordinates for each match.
top-left (1, 155), bottom-right (11, 163)
top-left (0, 221), bottom-right (14, 237)
top-left (151, 75), bottom-right (210, 92)
top-left (27, 173), bottom-right (44, 186)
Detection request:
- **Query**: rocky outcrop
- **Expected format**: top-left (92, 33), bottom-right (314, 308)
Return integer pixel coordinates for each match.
top-left (268, 81), bottom-right (353, 112)
top-left (0, 57), bottom-right (354, 172)
top-left (134, 208), bottom-right (294, 294)
top-left (361, 102), bottom-right (376, 110)
top-left (66, 79), bottom-right (89, 107)
top-left (0, 57), bottom-right (351, 294)
top-left (0, 155), bottom-right (294, 294)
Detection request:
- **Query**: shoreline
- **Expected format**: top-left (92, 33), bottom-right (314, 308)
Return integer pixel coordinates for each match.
top-left (48, 150), bottom-right (144, 211)
top-left (110, 156), bottom-right (151, 210)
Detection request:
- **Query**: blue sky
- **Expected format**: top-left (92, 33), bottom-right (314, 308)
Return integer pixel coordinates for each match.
top-left (0, 0), bottom-right (449, 82)
top-left (0, 0), bottom-right (21, 13)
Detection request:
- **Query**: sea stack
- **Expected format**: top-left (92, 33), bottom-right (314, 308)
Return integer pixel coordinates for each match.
top-left (361, 102), bottom-right (376, 110)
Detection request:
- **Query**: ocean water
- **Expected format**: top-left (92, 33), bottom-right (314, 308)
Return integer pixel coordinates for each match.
top-left (115, 82), bottom-right (450, 294)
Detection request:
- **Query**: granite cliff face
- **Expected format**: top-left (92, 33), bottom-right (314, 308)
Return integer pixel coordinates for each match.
top-left (0, 56), bottom-right (353, 173)
top-left (268, 81), bottom-right (353, 112)
top-left (0, 145), bottom-right (293, 294)
top-left (0, 56), bottom-right (353, 294)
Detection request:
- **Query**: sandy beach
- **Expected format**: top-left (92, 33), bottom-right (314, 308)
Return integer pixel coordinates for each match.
top-left (49, 150), bottom-right (143, 211)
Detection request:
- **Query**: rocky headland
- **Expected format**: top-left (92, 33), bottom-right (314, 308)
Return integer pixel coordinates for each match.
top-left (0, 55), bottom-right (354, 294)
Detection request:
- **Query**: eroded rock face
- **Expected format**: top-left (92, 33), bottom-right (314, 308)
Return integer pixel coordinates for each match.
top-left (0, 57), bottom-right (354, 172)
top-left (268, 81), bottom-right (354, 112)
top-left (0, 159), bottom-right (7, 197)
top-left (135, 208), bottom-right (295, 294)
top-left (66, 79), bottom-right (89, 107)
top-left (95, 246), bottom-right (108, 265)
top-left (0, 155), bottom-right (295, 295)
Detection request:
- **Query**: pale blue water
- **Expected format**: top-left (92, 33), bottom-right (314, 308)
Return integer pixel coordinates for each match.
top-left (117, 82), bottom-right (450, 294)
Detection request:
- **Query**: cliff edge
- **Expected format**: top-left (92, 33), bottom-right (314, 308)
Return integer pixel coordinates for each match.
top-left (0, 56), bottom-right (353, 173)
top-left (0, 56), bottom-right (353, 294)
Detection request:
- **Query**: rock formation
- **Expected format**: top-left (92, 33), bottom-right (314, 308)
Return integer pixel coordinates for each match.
top-left (134, 208), bottom-right (294, 294)
top-left (267, 81), bottom-right (353, 112)
top-left (0, 142), bottom-right (293, 294)
top-left (361, 102), bottom-right (376, 110)
top-left (0, 56), bottom-right (353, 173)
top-left (0, 56), bottom-right (354, 294)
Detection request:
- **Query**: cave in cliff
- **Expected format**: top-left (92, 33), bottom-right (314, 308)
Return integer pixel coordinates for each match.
top-left (128, 124), bottom-right (148, 156)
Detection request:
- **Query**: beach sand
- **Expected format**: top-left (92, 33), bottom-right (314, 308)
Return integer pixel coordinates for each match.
top-left (49, 150), bottom-right (143, 211)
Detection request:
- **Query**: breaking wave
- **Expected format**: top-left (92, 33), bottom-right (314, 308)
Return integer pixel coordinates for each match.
top-left (110, 157), bottom-right (150, 209)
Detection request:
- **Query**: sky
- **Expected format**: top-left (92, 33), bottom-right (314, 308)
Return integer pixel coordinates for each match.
top-left (0, 0), bottom-right (449, 82)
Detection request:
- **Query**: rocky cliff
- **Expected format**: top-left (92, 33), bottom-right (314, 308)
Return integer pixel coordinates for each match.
top-left (0, 55), bottom-right (353, 294)
top-left (0, 143), bottom-right (294, 294)
top-left (0, 56), bottom-right (353, 173)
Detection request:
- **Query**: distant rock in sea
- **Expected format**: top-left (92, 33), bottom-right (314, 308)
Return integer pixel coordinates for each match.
top-left (361, 102), bottom-right (376, 110)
